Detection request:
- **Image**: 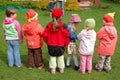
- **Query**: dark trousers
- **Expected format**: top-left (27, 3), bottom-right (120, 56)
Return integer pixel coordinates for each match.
top-left (27, 48), bottom-right (43, 67)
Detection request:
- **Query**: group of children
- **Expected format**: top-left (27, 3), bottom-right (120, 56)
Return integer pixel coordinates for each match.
top-left (2, 8), bottom-right (117, 74)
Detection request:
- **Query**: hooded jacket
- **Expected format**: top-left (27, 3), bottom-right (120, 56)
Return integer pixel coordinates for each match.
top-left (3, 17), bottom-right (23, 40)
top-left (77, 29), bottom-right (96, 55)
top-left (43, 21), bottom-right (70, 46)
top-left (97, 23), bottom-right (117, 56)
top-left (23, 20), bottom-right (44, 48)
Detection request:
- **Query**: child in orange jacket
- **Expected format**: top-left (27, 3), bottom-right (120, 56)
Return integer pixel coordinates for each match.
top-left (95, 12), bottom-right (117, 72)
top-left (23, 9), bottom-right (44, 69)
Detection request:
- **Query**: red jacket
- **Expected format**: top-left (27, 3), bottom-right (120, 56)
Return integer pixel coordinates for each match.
top-left (97, 23), bottom-right (117, 56)
top-left (43, 21), bottom-right (70, 46)
top-left (23, 20), bottom-right (44, 49)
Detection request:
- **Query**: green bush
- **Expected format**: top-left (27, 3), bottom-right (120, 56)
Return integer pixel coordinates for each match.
top-left (0, 0), bottom-right (80, 10)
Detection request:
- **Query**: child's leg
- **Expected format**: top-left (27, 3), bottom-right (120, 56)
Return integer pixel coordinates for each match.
top-left (80, 54), bottom-right (87, 73)
top-left (28, 49), bottom-right (35, 68)
top-left (49, 56), bottom-right (57, 69)
top-left (7, 40), bottom-right (14, 67)
top-left (73, 54), bottom-right (79, 67)
top-left (34, 48), bottom-right (44, 68)
top-left (86, 55), bottom-right (93, 73)
top-left (56, 1), bottom-right (61, 8)
top-left (57, 55), bottom-right (65, 73)
top-left (13, 40), bottom-right (21, 67)
top-left (95, 54), bottom-right (106, 71)
top-left (61, 1), bottom-right (64, 15)
top-left (66, 54), bottom-right (71, 67)
top-left (49, 56), bottom-right (57, 74)
top-left (103, 56), bottom-right (111, 71)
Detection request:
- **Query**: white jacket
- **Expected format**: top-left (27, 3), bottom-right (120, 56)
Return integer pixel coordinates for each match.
top-left (77, 29), bottom-right (96, 55)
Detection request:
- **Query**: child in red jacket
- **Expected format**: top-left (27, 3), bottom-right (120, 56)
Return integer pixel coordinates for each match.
top-left (23, 9), bottom-right (44, 69)
top-left (43, 8), bottom-right (70, 74)
top-left (95, 12), bottom-right (117, 72)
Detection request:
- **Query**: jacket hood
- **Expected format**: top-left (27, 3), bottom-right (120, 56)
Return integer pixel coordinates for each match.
top-left (104, 23), bottom-right (117, 40)
top-left (23, 20), bottom-right (39, 35)
top-left (3, 17), bottom-right (15, 24)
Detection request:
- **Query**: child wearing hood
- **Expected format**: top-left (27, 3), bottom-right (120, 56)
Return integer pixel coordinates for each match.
top-left (23, 9), bottom-right (44, 69)
top-left (43, 8), bottom-right (70, 74)
top-left (77, 18), bottom-right (96, 74)
top-left (3, 8), bottom-right (23, 67)
top-left (95, 12), bottom-right (117, 72)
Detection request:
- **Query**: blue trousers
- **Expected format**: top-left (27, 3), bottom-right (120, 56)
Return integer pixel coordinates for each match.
top-left (6, 40), bottom-right (21, 67)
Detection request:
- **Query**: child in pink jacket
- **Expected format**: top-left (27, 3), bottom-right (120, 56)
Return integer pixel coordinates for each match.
top-left (95, 12), bottom-right (118, 72)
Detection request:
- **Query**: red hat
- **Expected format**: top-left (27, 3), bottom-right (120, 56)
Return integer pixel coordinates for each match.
top-left (52, 8), bottom-right (63, 18)
top-left (26, 9), bottom-right (38, 22)
top-left (103, 12), bottom-right (115, 22)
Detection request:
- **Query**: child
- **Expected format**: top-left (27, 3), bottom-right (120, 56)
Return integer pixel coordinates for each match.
top-left (55, 0), bottom-right (66, 15)
top-left (23, 9), bottom-right (44, 69)
top-left (95, 12), bottom-right (117, 72)
top-left (3, 8), bottom-right (23, 67)
top-left (48, 0), bottom-right (56, 17)
top-left (77, 18), bottom-right (96, 74)
top-left (66, 14), bottom-right (81, 70)
top-left (43, 8), bottom-right (70, 74)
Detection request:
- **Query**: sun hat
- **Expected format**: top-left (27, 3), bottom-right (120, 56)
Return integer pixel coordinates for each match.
top-left (84, 18), bottom-right (95, 28)
top-left (103, 12), bottom-right (115, 22)
top-left (26, 9), bottom-right (38, 22)
top-left (69, 14), bottom-right (81, 23)
top-left (52, 8), bottom-right (63, 18)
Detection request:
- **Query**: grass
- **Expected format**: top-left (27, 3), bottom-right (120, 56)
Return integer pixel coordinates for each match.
top-left (0, 0), bottom-right (120, 80)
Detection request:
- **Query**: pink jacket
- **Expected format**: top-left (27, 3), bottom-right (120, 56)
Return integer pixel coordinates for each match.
top-left (97, 23), bottom-right (117, 56)
top-left (3, 17), bottom-right (23, 40)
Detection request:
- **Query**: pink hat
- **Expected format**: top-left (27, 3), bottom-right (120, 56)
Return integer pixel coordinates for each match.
top-left (69, 14), bottom-right (81, 23)
top-left (103, 12), bottom-right (115, 22)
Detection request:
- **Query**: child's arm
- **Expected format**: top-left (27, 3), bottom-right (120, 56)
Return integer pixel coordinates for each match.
top-left (97, 27), bottom-right (104, 39)
top-left (14, 20), bottom-right (23, 42)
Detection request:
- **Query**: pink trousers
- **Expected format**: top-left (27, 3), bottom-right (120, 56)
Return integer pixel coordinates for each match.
top-left (80, 54), bottom-right (93, 72)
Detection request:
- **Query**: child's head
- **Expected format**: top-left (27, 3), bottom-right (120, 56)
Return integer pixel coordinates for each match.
top-left (6, 8), bottom-right (17, 19)
top-left (69, 14), bottom-right (81, 27)
top-left (26, 9), bottom-right (38, 22)
top-left (51, 8), bottom-right (63, 30)
top-left (84, 18), bottom-right (95, 30)
top-left (103, 12), bottom-right (115, 23)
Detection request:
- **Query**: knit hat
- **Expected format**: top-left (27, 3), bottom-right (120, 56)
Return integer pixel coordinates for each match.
top-left (52, 8), bottom-right (63, 18)
top-left (69, 14), bottom-right (81, 23)
top-left (26, 9), bottom-right (38, 22)
top-left (103, 12), bottom-right (115, 22)
top-left (84, 18), bottom-right (95, 28)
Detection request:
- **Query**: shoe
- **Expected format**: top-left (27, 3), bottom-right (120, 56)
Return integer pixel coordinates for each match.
top-left (28, 67), bottom-right (33, 69)
top-left (88, 70), bottom-right (91, 74)
top-left (38, 64), bottom-right (44, 69)
top-left (66, 65), bottom-right (71, 68)
top-left (59, 68), bottom-right (64, 74)
top-left (51, 69), bottom-right (56, 74)
top-left (74, 66), bottom-right (79, 70)
top-left (17, 63), bottom-right (22, 67)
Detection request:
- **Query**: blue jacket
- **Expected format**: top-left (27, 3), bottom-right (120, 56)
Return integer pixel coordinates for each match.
top-left (68, 24), bottom-right (77, 42)
top-left (48, 2), bottom-right (56, 12)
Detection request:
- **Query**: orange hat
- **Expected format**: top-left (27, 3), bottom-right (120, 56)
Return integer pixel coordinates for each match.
top-left (26, 9), bottom-right (38, 22)
top-left (103, 12), bottom-right (115, 22)
top-left (52, 8), bottom-right (63, 18)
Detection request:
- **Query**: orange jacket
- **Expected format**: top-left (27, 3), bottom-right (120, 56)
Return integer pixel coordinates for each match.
top-left (23, 20), bottom-right (44, 49)
top-left (97, 23), bottom-right (117, 56)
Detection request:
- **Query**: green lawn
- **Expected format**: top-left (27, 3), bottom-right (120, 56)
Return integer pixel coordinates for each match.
top-left (0, 0), bottom-right (120, 80)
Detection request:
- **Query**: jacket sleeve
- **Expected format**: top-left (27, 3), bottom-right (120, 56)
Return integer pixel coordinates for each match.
top-left (77, 30), bottom-right (84, 41)
top-left (61, 24), bottom-right (70, 46)
top-left (43, 25), bottom-right (49, 43)
top-left (97, 27), bottom-right (104, 40)
top-left (14, 20), bottom-right (23, 41)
